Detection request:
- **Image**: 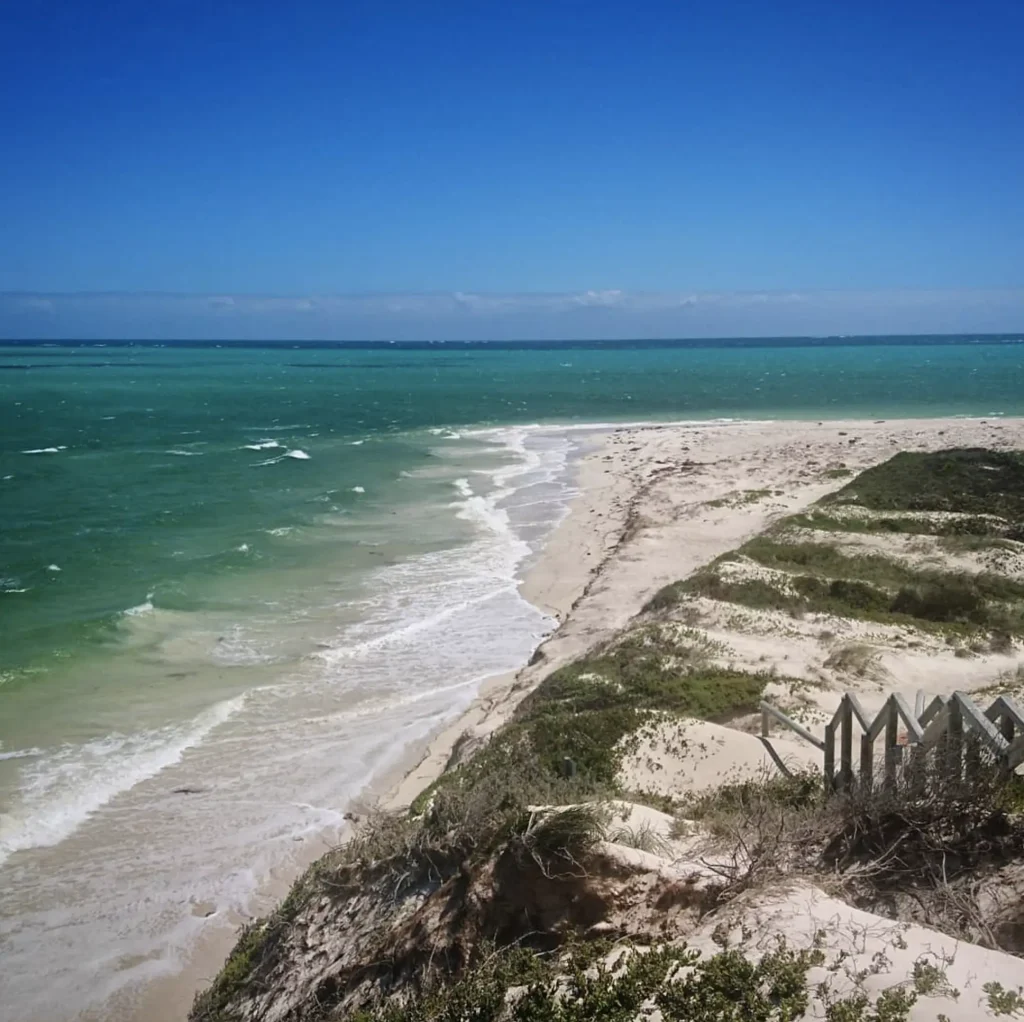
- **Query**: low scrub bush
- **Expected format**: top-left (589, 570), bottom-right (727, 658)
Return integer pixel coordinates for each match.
top-left (677, 769), bottom-right (824, 826)
top-left (823, 643), bottom-right (883, 678)
top-left (825, 448), bottom-right (1024, 519)
top-left (674, 538), bottom-right (1024, 635)
top-left (643, 580), bottom-right (688, 612)
top-left (353, 937), bottom-right (910, 1022)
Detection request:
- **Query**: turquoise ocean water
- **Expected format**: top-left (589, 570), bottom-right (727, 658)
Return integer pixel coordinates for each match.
top-left (1, 336), bottom-right (1023, 1020)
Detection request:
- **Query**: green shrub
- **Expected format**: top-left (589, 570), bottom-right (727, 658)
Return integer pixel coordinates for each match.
top-left (681, 571), bottom-right (806, 614)
top-left (675, 537), bottom-right (1024, 635)
top-left (353, 938), bottom-right (913, 1022)
top-left (825, 448), bottom-right (1024, 519)
top-left (643, 581), bottom-right (688, 612)
top-left (890, 581), bottom-right (984, 624)
top-left (678, 770), bottom-right (824, 823)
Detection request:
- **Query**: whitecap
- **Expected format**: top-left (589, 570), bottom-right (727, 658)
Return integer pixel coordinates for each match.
top-left (453, 478), bottom-right (474, 497)
top-left (0, 694), bottom-right (246, 866)
top-left (237, 543), bottom-right (250, 553)
top-left (21, 446), bottom-right (67, 455)
top-left (166, 449), bottom-right (204, 456)
top-left (0, 747), bottom-right (44, 762)
top-left (266, 527), bottom-right (293, 537)
top-left (46, 564), bottom-right (61, 572)
top-left (243, 440), bottom-right (283, 451)
top-left (285, 450), bottom-right (310, 460)
top-left (124, 594), bottom-right (155, 617)
top-left (351, 486), bottom-right (365, 494)
top-left (349, 440), bottom-right (364, 446)
top-left (2, 475), bottom-right (13, 481)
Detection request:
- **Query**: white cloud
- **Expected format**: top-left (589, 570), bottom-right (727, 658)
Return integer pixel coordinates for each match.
top-left (15, 297), bottom-right (55, 313)
top-left (2, 289), bottom-right (1023, 341)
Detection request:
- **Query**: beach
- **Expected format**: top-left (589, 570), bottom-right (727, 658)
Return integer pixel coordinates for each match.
top-left (6, 339), bottom-right (1022, 1022)
top-left (389, 415), bottom-right (1024, 804)
top-left (130, 412), bottom-right (1024, 1022)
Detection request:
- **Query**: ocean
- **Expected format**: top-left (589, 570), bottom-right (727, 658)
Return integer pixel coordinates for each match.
top-left (1, 336), bottom-right (1023, 1020)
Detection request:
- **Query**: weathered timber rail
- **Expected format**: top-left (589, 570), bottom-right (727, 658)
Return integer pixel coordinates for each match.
top-left (761, 690), bottom-right (1024, 795)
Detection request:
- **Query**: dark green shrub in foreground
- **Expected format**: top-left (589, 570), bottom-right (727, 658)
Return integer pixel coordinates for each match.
top-left (353, 939), bottom-right (914, 1022)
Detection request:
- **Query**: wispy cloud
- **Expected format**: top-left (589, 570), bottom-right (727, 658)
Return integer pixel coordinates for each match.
top-left (1, 289), bottom-right (1022, 340)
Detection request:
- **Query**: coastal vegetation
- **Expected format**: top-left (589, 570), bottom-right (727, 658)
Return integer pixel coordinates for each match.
top-left (192, 449), bottom-right (1024, 1022)
top-left (647, 451), bottom-right (1024, 641)
top-left (790, 448), bottom-right (1024, 540)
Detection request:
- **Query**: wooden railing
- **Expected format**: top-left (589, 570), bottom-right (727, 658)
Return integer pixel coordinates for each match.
top-left (760, 690), bottom-right (1024, 795)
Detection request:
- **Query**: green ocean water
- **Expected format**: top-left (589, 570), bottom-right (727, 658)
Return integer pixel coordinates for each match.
top-left (1, 336), bottom-right (1023, 1021)
top-left (3, 337), bottom-right (1023, 674)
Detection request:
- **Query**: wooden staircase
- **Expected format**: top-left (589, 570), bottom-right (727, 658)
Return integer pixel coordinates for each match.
top-left (761, 690), bottom-right (1024, 795)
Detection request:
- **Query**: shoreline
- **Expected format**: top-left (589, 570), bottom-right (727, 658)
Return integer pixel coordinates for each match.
top-left (113, 423), bottom-right (614, 1022)
top-left (114, 414), bottom-right (1024, 1022)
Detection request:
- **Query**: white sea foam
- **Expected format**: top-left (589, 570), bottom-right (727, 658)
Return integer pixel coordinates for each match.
top-left (266, 527), bottom-right (293, 536)
top-left (320, 426), bottom-right (571, 680)
top-left (351, 486), bottom-right (365, 494)
top-left (243, 440), bottom-right (283, 451)
top-left (237, 543), bottom-right (250, 553)
top-left (349, 440), bottom-right (364, 446)
top-left (21, 446), bottom-right (67, 454)
top-left (3, 474), bottom-right (13, 480)
top-left (251, 448), bottom-right (309, 466)
top-left (166, 449), bottom-right (204, 456)
top-left (0, 747), bottom-right (44, 761)
top-left (0, 695), bottom-right (246, 868)
top-left (46, 564), bottom-right (61, 572)
top-left (124, 594), bottom-right (155, 616)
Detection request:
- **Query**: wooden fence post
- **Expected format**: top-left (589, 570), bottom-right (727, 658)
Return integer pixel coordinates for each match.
top-left (1001, 711), bottom-right (1015, 745)
top-left (860, 733), bottom-right (874, 794)
top-left (884, 698), bottom-right (899, 791)
top-left (840, 700), bottom-right (853, 793)
top-left (824, 721), bottom-right (836, 794)
top-left (946, 698), bottom-right (964, 787)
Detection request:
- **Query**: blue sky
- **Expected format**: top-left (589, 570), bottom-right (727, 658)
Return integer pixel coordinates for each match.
top-left (1, 0), bottom-right (1022, 338)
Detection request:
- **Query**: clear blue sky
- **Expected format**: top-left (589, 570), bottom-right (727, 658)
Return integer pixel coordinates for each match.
top-left (1, 0), bottom-right (1023, 338)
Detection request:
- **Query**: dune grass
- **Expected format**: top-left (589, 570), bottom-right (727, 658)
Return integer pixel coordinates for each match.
top-left (670, 560), bottom-right (1024, 636)
top-left (737, 537), bottom-right (1024, 601)
top-left (784, 450), bottom-right (1024, 539)
top-left (788, 509), bottom-right (1008, 538)
top-left (825, 448), bottom-right (1024, 518)
top-left (455, 627), bottom-right (770, 793)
